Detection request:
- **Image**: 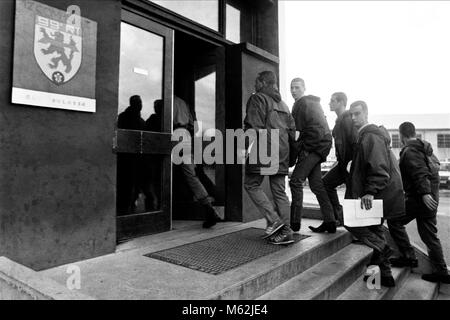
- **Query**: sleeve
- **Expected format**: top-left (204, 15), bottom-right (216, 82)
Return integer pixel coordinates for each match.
top-left (362, 135), bottom-right (391, 195)
top-left (403, 148), bottom-right (432, 195)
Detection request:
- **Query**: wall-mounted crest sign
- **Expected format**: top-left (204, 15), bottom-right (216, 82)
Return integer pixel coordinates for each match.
top-left (12, 0), bottom-right (97, 112)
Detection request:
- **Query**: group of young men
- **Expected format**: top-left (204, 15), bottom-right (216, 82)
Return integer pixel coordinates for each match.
top-left (243, 70), bottom-right (449, 287)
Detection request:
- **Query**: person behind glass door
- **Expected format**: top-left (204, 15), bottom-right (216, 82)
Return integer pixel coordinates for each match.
top-left (117, 95), bottom-right (146, 215)
top-left (141, 99), bottom-right (164, 211)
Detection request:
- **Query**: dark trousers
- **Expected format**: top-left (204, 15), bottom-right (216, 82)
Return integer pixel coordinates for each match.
top-left (179, 163), bottom-right (211, 205)
top-left (245, 174), bottom-right (290, 225)
top-left (346, 223), bottom-right (392, 277)
top-left (289, 151), bottom-right (335, 226)
top-left (322, 163), bottom-right (347, 223)
top-left (388, 215), bottom-right (448, 275)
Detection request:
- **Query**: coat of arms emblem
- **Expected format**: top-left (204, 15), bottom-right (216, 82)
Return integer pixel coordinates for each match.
top-left (34, 8), bottom-right (82, 85)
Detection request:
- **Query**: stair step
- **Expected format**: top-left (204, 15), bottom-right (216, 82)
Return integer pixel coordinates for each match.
top-left (337, 267), bottom-right (409, 300)
top-left (437, 293), bottom-right (450, 300)
top-left (392, 273), bottom-right (439, 300)
top-left (209, 231), bottom-right (353, 300)
top-left (257, 244), bottom-right (372, 300)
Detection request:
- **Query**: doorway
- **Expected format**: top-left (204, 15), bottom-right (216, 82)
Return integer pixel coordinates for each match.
top-left (171, 31), bottom-right (226, 221)
top-left (115, 11), bottom-right (173, 242)
top-left (114, 11), bottom-right (226, 242)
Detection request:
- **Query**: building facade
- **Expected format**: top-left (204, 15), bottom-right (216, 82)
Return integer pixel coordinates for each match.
top-left (370, 114), bottom-right (450, 161)
top-left (0, 0), bottom-right (282, 270)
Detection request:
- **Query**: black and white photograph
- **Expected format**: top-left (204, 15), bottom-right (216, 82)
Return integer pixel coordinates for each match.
top-left (0, 0), bottom-right (449, 307)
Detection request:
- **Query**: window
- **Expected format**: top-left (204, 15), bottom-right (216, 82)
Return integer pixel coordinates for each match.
top-left (438, 134), bottom-right (450, 148)
top-left (118, 22), bottom-right (163, 123)
top-left (150, 0), bottom-right (219, 31)
top-left (391, 134), bottom-right (401, 148)
top-left (226, 3), bottom-right (241, 43)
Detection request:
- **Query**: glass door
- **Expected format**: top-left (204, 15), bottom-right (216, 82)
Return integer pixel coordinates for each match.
top-left (114, 11), bottom-right (173, 242)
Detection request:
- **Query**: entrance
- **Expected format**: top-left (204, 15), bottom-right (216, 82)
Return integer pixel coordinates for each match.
top-left (115, 11), bottom-right (225, 241)
top-left (114, 11), bottom-right (173, 242)
top-left (171, 31), bottom-right (226, 221)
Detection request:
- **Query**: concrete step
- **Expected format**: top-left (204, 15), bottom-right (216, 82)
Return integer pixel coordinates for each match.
top-left (337, 267), bottom-right (409, 300)
top-left (208, 230), bottom-right (353, 300)
top-left (257, 244), bottom-right (372, 300)
top-left (392, 273), bottom-right (439, 300)
top-left (437, 293), bottom-right (450, 300)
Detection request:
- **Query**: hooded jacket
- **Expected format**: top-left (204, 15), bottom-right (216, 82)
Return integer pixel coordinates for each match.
top-left (244, 87), bottom-right (296, 175)
top-left (346, 124), bottom-right (405, 219)
top-left (399, 138), bottom-right (439, 217)
top-left (291, 95), bottom-right (332, 162)
top-left (333, 110), bottom-right (358, 169)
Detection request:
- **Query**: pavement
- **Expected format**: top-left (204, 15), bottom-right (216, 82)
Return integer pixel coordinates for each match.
top-left (39, 218), bottom-right (329, 300)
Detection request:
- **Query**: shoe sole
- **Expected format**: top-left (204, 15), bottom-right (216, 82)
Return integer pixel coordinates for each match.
top-left (261, 223), bottom-right (285, 239)
top-left (269, 239), bottom-right (294, 245)
top-left (309, 226), bottom-right (337, 234)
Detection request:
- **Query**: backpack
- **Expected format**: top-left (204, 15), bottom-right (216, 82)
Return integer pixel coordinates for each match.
top-left (401, 145), bottom-right (440, 180)
top-left (424, 152), bottom-right (440, 179)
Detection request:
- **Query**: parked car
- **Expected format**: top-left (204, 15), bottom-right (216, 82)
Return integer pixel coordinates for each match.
top-left (439, 161), bottom-right (450, 189)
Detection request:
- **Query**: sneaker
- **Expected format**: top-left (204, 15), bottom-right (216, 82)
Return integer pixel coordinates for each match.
top-left (262, 220), bottom-right (284, 239)
top-left (389, 256), bottom-right (419, 268)
top-left (269, 227), bottom-right (294, 245)
top-left (422, 273), bottom-right (450, 284)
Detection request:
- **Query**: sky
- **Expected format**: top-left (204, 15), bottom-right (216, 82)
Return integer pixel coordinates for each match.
top-left (279, 1), bottom-right (450, 121)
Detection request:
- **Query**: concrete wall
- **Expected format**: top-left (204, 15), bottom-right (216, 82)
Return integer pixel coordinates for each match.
top-left (0, 0), bottom-right (121, 270)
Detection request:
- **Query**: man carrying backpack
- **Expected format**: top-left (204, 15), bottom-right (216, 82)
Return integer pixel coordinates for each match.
top-left (388, 122), bottom-right (450, 284)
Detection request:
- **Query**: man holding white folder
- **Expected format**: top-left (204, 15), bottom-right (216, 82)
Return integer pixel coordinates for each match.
top-left (345, 101), bottom-right (405, 287)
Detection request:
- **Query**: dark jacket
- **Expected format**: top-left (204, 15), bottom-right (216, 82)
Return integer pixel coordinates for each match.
top-left (346, 124), bottom-right (405, 219)
top-left (117, 106), bottom-right (145, 130)
top-left (399, 138), bottom-right (439, 217)
top-left (244, 87), bottom-right (296, 175)
top-left (333, 110), bottom-right (358, 169)
top-left (291, 95), bottom-right (332, 162)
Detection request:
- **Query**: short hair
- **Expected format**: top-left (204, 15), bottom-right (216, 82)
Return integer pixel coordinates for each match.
top-left (291, 77), bottom-right (305, 86)
top-left (350, 100), bottom-right (368, 114)
top-left (130, 95), bottom-right (141, 106)
top-left (332, 92), bottom-right (347, 107)
top-left (257, 71), bottom-right (277, 87)
top-left (399, 122), bottom-right (416, 138)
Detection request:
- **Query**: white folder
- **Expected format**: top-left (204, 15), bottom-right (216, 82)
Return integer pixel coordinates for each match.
top-left (343, 199), bottom-right (383, 227)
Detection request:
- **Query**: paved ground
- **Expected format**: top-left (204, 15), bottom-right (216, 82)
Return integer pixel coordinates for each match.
top-left (287, 181), bottom-right (450, 266)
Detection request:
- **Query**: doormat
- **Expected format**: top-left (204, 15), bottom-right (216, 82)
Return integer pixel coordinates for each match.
top-left (144, 228), bottom-right (309, 275)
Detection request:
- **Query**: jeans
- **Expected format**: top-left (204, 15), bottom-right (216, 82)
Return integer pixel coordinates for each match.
top-left (322, 163), bottom-right (347, 223)
top-left (244, 174), bottom-right (290, 225)
top-left (289, 151), bottom-right (335, 226)
top-left (346, 223), bottom-right (392, 277)
top-left (179, 163), bottom-right (211, 205)
top-left (388, 214), bottom-right (448, 275)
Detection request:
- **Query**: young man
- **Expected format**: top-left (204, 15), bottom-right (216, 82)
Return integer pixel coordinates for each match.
top-left (244, 71), bottom-right (296, 245)
top-left (289, 78), bottom-right (336, 233)
top-left (310, 92), bottom-right (358, 232)
top-left (173, 95), bottom-right (222, 228)
top-left (346, 101), bottom-right (405, 287)
top-left (388, 122), bottom-right (450, 284)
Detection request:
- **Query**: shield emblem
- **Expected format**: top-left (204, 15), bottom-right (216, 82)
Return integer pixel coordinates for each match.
top-left (34, 15), bottom-right (82, 85)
